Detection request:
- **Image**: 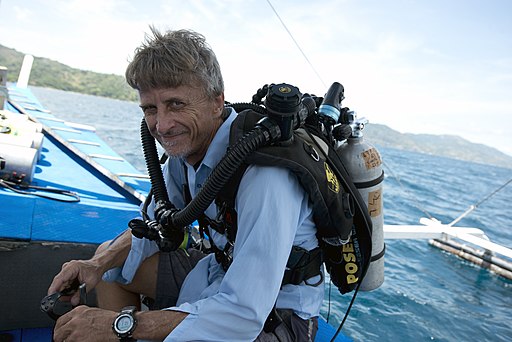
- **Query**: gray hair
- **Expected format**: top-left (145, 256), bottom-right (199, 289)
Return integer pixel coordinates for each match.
top-left (125, 27), bottom-right (224, 98)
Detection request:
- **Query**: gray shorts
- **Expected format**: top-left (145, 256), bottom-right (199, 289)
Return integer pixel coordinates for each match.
top-left (148, 249), bottom-right (318, 342)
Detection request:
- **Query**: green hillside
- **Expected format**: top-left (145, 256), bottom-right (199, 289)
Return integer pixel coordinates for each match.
top-left (1, 44), bottom-right (511, 169)
top-left (364, 124), bottom-right (512, 169)
top-left (0, 44), bottom-right (137, 101)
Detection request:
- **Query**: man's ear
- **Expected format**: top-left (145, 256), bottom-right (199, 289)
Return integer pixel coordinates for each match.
top-left (214, 92), bottom-right (225, 115)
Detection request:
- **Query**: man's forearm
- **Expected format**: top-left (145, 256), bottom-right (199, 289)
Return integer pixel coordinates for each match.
top-left (94, 229), bottom-right (133, 274)
top-left (133, 310), bottom-right (188, 340)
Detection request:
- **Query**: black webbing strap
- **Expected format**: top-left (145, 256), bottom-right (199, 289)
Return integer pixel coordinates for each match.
top-left (281, 246), bottom-right (323, 287)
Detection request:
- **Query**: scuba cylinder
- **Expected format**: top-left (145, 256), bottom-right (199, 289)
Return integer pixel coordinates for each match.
top-left (0, 144), bottom-right (38, 183)
top-left (0, 110), bottom-right (44, 160)
top-left (0, 111), bottom-right (43, 183)
top-left (336, 110), bottom-right (385, 291)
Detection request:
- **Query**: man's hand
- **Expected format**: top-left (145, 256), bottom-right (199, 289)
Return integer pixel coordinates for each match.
top-left (48, 259), bottom-right (104, 306)
top-left (53, 305), bottom-right (189, 342)
top-left (53, 306), bottom-right (117, 342)
top-left (48, 229), bottom-right (132, 305)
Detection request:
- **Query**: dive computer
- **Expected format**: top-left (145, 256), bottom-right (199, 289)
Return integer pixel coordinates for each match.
top-left (112, 306), bottom-right (137, 341)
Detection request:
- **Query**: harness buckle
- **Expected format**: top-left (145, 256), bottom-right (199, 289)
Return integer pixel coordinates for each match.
top-left (215, 241), bottom-right (234, 271)
top-left (282, 246), bottom-right (323, 287)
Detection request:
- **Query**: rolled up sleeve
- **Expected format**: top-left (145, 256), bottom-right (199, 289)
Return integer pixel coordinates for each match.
top-left (102, 234), bottom-right (159, 284)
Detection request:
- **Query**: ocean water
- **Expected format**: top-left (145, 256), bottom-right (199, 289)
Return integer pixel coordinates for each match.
top-left (31, 86), bottom-right (512, 341)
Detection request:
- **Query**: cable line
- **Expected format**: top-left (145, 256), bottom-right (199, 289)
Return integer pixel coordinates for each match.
top-left (382, 159), bottom-right (435, 220)
top-left (449, 177), bottom-right (512, 227)
top-left (0, 179), bottom-right (80, 202)
top-left (266, 0), bottom-right (327, 88)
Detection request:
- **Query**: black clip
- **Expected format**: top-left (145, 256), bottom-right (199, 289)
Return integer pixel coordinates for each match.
top-left (40, 280), bottom-right (87, 321)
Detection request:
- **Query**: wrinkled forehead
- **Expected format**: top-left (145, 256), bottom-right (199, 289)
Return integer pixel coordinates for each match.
top-left (138, 79), bottom-right (210, 99)
top-left (138, 83), bottom-right (210, 103)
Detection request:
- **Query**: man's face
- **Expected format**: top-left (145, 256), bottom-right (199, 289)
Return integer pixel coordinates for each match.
top-left (139, 85), bottom-right (224, 165)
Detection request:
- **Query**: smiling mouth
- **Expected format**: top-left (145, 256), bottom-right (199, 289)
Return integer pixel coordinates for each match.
top-left (158, 132), bottom-right (187, 147)
top-left (160, 131), bottom-right (187, 139)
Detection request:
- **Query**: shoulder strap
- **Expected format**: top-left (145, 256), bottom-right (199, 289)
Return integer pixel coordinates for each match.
top-left (215, 162), bottom-right (324, 286)
top-left (214, 163), bottom-right (248, 242)
top-left (230, 109), bottom-right (356, 242)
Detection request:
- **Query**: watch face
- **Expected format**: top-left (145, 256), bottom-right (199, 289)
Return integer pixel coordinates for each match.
top-left (116, 315), bottom-right (133, 333)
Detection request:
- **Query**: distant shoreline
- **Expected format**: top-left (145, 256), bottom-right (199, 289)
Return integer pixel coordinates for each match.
top-left (3, 43), bottom-right (511, 169)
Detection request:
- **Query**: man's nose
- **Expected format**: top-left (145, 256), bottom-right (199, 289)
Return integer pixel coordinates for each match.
top-left (155, 111), bottom-right (175, 134)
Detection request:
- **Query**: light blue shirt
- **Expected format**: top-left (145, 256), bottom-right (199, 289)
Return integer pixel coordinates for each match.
top-left (104, 109), bottom-right (324, 341)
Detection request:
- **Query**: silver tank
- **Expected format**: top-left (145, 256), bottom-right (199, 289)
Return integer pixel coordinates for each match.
top-left (337, 127), bottom-right (385, 291)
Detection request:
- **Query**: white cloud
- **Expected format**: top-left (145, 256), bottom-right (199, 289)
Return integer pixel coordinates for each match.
top-left (13, 5), bottom-right (33, 22)
top-left (1, 0), bottom-right (510, 155)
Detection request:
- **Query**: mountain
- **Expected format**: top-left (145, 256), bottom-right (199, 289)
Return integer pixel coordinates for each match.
top-left (364, 124), bottom-right (512, 169)
top-left (0, 44), bottom-right (137, 101)
top-left (1, 44), bottom-right (511, 169)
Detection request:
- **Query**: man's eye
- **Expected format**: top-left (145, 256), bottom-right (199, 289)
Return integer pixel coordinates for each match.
top-left (168, 101), bottom-right (186, 109)
top-left (142, 107), bottom-right (157, 116)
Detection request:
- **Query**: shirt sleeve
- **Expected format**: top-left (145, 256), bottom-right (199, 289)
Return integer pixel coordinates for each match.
top-left (165, 165), bottom-right (313, 341)
top-left (102, 234), bottom-right (160, 284)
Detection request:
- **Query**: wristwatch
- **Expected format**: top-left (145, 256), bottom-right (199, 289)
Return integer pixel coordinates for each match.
top-left (112, 306), bottom-right (137, 341)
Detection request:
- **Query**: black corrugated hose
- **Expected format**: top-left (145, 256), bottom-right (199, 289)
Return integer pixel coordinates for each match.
top-left (139, 106), bottom-right (279, 246)
top-left (170, 123), bottom-right (272, 227)
top-left (140, 118), bottom-right (171, 205)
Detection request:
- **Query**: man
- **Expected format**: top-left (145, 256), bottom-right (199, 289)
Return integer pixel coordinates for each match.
top-left (48, 27), bottom-right (323, 341)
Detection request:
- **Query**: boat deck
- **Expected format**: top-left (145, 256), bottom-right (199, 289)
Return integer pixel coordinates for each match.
top-left (0, 85), bottom-right (150, 335)
top-left (1, 86), bottom-right (150, 244)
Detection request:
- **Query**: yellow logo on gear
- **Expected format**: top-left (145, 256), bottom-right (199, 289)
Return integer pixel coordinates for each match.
top-left (324, 162), bottom-right (340, 193)
top-left (279, 86), bottom-right (292, 94)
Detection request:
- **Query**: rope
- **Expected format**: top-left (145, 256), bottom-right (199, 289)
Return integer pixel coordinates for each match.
top-left (382, 159), bottom-right (434, 220)
top-left (265, 0), bottom-right (327, 88)
top-left (473, 177), bottom-right (512, 208)
top-left (449, 177), bottom-right (512, 227)
top-left (384, 157), bottom-right (511, 226)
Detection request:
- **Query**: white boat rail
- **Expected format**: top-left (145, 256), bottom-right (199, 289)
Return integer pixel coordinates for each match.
top-left (383, 218), bottom-right (512, 279)
top-left (384, 218), bottom-right (512, 259)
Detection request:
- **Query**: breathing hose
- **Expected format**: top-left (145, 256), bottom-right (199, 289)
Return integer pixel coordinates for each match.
top-left (169, 123), bottom-right (276, 227)
top-left (140, 118), bottom-right (172, 206)
top-left (134, 83), bottom-right (314, 251)
top-left (170, 87), bottom-right (316, 229)
top-left (135, 108), bottom-right (281, 251)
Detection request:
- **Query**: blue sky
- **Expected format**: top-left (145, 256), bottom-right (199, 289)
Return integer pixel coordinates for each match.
top-left (1, 0), bottom-right (511, 156)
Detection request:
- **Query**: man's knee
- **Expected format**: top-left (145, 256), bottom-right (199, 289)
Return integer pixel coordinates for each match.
top-left (120, 252), bottom-right (160, 299)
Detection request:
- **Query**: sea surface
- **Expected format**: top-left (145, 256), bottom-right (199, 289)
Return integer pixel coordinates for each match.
top-left (31, 86), bottom-right (512, 341)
